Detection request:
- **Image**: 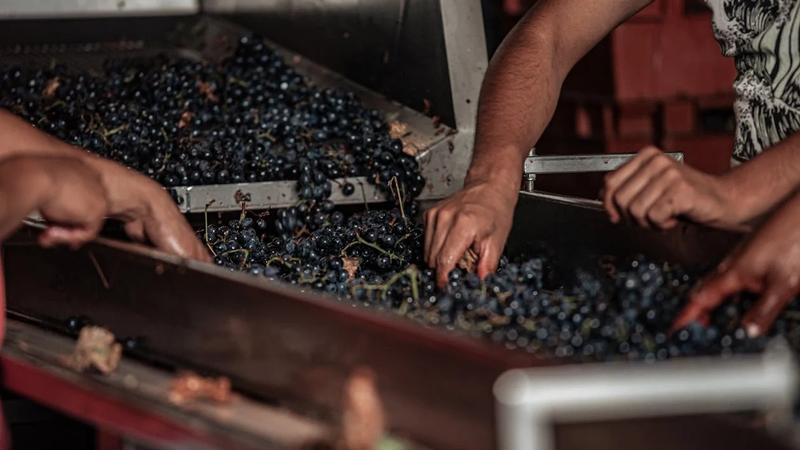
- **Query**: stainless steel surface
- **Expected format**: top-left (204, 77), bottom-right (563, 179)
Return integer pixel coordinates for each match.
top-left (494, 342), bottom-right (798, 450)
top-left (522, 152), bottom-right (684, 193)
top-left (172, 176), bottom-right (383, 213)
top-left (415, 0), bottom-right (487, 201)
top-left (2, 319), bottom-right (330, 450)
top-left (524, 152), bottom-right (685, 174)
top-left (0, 0), bottom-right (198, 19)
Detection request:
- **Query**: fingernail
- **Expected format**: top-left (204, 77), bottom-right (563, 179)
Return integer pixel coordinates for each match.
top-left (746, 323), bottom-right (761, 338)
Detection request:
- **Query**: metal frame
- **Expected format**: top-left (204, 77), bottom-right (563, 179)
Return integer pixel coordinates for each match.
top-left (522, 149), bottom-right (685, 192)
top-left (415, 0), bottom-right (488, 200)
top-left (0, 0), bottom-right (199, 19)
top-left (494, 341), bottom-right (799, 450)
top-left (1, 318), bottom-right (332, 450)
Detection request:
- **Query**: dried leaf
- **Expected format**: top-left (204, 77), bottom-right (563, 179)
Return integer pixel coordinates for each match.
top-left (178, 111), bottom-right (193, 129)
top-left (196, 79), bottom-right (219, 103)
top-left (65, 326), bottom-right (122, 375)
top-left (402, 143), bottom-right (420, 157)
top-left (388, 121), bottom-right (408, 140)
top-left (43, 77), bottom-right (60, 99)
top-left (432, 116), bottom-right (441, 129)
top-left (422, 98), bottom-right (432, 116)
top-left (169, 371), bottom-right (232, 405)
top-left (457, 249), bottom-right (479, 274)
top-left (342, 257), bottom-right (360, 280)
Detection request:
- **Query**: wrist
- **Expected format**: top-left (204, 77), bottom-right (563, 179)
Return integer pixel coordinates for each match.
top-left (464, 143), bottom-right (526, 192)
top-left (85, 156), bottom-right (154, 221)
top-left (464, 165), bottom-right (522, 196)
top-left (0, 156), bottom-right (57, 209)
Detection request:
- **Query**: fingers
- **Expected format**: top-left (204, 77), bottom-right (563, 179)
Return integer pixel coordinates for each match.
top-left (434, 224), bottom-right (475, 289)
top-left (476, 239), bottom-right (502, 280)
top-left (423, 208), bottom-right (436, 264)
top-left (427, 209), bottom-right (453, 270)
top-left (144, 217), bottom-right (211, 262)
top-left (192, 239), bottom-right (212, 263)
top-left (124, 220), bottom-right (147, 242)
top-left (603, 147), bottom-right (661, 223)
top-left (38, 225), bottom-right (99, 249)
top-left (672, 269), bottom-right (744, 332)
top-left (608, 153), bottom-right (676, 227)
top-left (742, 273), bottom-right (799, 337)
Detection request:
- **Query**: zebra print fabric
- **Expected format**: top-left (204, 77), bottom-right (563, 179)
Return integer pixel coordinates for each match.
top-left (705, 0), bottom-right (800, 162)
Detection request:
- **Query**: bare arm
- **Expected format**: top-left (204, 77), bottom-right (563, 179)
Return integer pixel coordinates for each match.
top-left (722, 132), bottom-right (800, 228)
top-left (0, 156), bottom-right (56, 240)
top-left (0, 109), bottom-right (209, 260)
top-left (467, 0), bottom-right (654, 194)
top-left (0, 155), bottom-right (108, 245)
top-left (0, 109), bottom-right (147, 220)
top-left (425, 0), bottom-right (653, 287)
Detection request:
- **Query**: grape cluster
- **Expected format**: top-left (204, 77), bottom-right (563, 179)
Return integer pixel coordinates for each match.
top-left (204, 207), bottom-right (800, 363)
top-left (0, 35), bottom-right (426, 199)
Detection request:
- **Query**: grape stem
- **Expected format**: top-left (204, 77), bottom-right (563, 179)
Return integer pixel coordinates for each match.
top-left (341, 232), bottom-right (402, 261)
top-left (388, 176), bottom-right (407, 225)
top-left (220, 249), bottom-right (250, 271)
top-left (239, 202), bottom-right (247, 224)
top-left (350, 265), bottom-right (420, 302)
top-left (204, 200), bottom-right (217, 256)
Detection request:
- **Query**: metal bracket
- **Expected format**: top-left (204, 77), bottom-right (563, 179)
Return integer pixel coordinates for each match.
top-left (522, 148), bottom-right (685, 192)
top-left (494, 342), bottom-right (798, 450)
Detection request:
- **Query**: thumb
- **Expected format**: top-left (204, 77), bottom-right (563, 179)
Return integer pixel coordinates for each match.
top-left (124, 219), bottom-right (147, 243)
top-left (38, 226), bottom-right (96, 249)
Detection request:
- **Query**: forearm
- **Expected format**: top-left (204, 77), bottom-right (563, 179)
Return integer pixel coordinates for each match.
top-left (723, 132), bottom-right (800, 226)
top-left (0, 109), bottom-right (153, 221)
top-left (465, 0), bottom-right (652, 196)
top-left (0, 156), bottom-right (52, 240)
top-left (466, 11), bottom-right (563, 195)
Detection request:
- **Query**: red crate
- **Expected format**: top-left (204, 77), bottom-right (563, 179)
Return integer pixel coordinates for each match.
top-left (612, 0), bottom-right (737, 102)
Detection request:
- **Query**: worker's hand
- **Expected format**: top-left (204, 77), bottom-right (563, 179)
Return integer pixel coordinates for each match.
top-left (103, 167), bottom-right (210, 262)
top-left (424, 181), bottom-right (517, 288)
top-left (672, 193), bottom-right (800, 337)
top-left (602, 147), bottom-right (741, 231)
top-left (35, 157), bottom-right (110, 249)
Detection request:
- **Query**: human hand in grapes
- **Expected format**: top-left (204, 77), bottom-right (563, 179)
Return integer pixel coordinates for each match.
top-left (423, 181), bottom-right (517, 288)
top-left (673, 192), bottom-right (800, 336)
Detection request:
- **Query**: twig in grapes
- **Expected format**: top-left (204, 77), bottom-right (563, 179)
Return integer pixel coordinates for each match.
top-left (88, 251), bottom-right (110, 289)
top-left (388, 177), bottom-right (406, 225)
top-left (341, 233), bottom-right (402, 261)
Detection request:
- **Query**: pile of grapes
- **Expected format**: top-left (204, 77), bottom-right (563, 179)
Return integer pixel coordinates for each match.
top-left (3, 35), bottom-right (798, 363)
top-left (206, 205), bottom-right (800, 363)
top-left (0, 35), bottom-right (425, 201)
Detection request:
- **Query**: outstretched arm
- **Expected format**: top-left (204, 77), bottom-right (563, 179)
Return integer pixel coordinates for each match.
top-left (0, 109), bottom-right (209, 261)
top-left (424, 0), bottom-right (654, 287)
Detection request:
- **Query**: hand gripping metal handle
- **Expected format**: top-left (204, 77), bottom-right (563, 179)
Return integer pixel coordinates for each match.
top-left (494, 341), bottom-right (798, 450)
top-left (522, 148), bottom-right (685, 192)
